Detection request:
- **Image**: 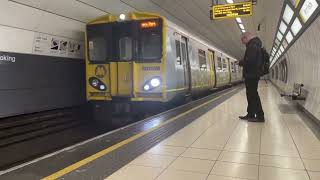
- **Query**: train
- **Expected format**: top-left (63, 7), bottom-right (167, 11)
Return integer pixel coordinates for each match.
top-left (85, 12), bottom-right (243, 120)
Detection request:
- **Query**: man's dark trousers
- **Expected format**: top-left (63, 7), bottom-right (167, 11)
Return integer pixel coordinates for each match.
top-left (245, 78), bottom-right (264, 117)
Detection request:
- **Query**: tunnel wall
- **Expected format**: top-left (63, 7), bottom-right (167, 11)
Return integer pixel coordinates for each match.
top-left (270, 16), bottom-right (320, 122)
top-left (0, 0), bottom-right (92, 117)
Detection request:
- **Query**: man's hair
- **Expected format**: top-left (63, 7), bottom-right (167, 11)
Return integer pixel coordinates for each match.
top-left (241, 32), bottom-right (256, 41)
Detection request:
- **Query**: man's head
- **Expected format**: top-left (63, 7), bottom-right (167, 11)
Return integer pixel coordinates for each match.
top-left (241, 32), bottom-right (256, 45)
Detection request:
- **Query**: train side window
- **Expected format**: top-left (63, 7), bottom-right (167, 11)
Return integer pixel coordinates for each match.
top-left (283, 59), bottom-right (288, 83)
top-left (222, 58), bottom-right (227, 70)
top-left (275, 65), bottom-right (279, 80)
top-left (231, 62), bottom-right (235, 73)
top-left (198, 49), bottom-right (207, 70)
top-left (175, 40), bottom-right (182, 65)
top-left (181, 42), bottom-right (187, 63)
top-left (217, 57), bottom-right (223, 72)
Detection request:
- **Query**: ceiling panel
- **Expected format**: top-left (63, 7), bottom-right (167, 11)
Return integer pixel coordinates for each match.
top-left (13, 0), bottom-right (106, 22)
top-left (12, 0), bottom-right (282, 59)
top-left (80, 0), bottom-right (135, 14)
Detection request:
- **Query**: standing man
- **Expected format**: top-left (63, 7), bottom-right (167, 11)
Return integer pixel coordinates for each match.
top-left (238, 32), bottom-right (265, 122)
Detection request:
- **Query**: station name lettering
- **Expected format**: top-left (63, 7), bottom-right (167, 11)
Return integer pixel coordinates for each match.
top-left (0, 55), bottom-right (16, 63)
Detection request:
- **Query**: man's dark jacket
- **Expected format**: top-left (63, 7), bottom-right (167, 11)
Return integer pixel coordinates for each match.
top-left (239, 37), bottom-right (263, 79)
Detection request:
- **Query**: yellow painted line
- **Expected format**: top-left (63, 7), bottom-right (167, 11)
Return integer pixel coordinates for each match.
top-left (166, 87), bottom-right (187, 92)
top-left (41, 87), bottom-right (240, 180)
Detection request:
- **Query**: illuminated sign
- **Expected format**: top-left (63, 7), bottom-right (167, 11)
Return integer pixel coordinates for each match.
top-left (211, 2), bottom-right (252, 19)
top-left (140, 21), bottom-right (157, 28)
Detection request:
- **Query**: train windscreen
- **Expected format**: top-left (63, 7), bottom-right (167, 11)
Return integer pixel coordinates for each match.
top-left (87, 18), bottom-right (162, 63)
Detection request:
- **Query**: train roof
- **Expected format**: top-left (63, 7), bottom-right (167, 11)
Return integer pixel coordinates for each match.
top-left (87, 12), bottom-right (237, 60)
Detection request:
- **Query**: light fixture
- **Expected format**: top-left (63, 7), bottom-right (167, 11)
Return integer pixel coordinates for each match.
top-left (277, 31), bottom-right (283, 40)
top-left (291, 18), bottom-right (302, 36)
top-left (283, 4), bottom-right (294, 24)
top-left (280, 45), bottom-right (285, 53)
top-left (241, 29), bottom-right (246, 33)
top-left (239, 24), bottom-right (245, 30)
top-left (119, 14), bottom-right (126, 20)
top-left (286, 31), bottom-right (294, 43)
top-left (279, 21), bottom-right (287, 34)
top-left (236, 18), bottom-right (242, 23)
top-left (226, 0), bottom-right (234, 3)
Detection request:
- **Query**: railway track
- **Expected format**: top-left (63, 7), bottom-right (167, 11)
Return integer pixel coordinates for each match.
top-left (0, 107), bottom-right (93, 169)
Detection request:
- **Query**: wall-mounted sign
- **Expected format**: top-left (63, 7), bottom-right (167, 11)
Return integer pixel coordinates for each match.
top-left (211, 2), bottom-right (252, 20)
top-left (33, 33), bottom-right (84, 59)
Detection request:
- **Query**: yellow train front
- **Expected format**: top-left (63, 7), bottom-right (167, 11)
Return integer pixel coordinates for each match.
top-left (86, 12), bottom-right (170, 119)
top-left (86, 12), bottom-right (243, 120)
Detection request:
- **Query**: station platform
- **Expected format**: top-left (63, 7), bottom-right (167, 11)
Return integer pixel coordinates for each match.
top-left (1, 82), bottom-right (320, 180)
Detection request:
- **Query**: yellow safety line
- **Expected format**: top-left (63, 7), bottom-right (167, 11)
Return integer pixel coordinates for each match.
top-left (166, 87), bottom-right (187, 92)
top-left (41, 87), bottom-right (240, 180)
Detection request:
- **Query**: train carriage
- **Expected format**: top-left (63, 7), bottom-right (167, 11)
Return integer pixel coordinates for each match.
top-left (85, 12), bottom-right (242, 119)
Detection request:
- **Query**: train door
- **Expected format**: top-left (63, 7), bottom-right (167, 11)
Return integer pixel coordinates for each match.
top-left (208, 49), bottom-right (216, 89)
top-left (180, 36), bottom-right (191, 94)
top-left (110, 22), bottom-right (135, 97)
top-left (227, 58), bottom-right (231, 84)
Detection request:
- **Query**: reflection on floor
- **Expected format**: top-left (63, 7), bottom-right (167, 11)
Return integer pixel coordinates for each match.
top-left (106, 82), bottom-right (320, 180)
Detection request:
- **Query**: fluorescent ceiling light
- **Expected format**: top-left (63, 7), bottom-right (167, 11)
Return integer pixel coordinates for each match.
top-left (291, 18), bottom-right (302, 36)
top-left (226, 0), bottom-right (234, 3)
top-left (239, 24), bottom-right (245, 29)
top-left (279, 21), bottom-right (287, 34)
top-left (282, 40), bottom-right (288, 48)
top-left (300, 0), bottom-right (318, 22)
top-left (280, 45), bottom-right (285, 53)
top-left (277, 31), bottom-right (283, 40)
top-left (286, 31), bottom-right (294, 43)
top-left (236, 18), bottom-right (242, 23)
top-left (241, 29), bottom-right (246, 33)
top-left (283, 4), bottom-right (294, 24)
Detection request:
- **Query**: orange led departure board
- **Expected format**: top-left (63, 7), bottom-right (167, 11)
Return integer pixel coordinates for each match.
top-left (211, 2), bottom-right (252, 20)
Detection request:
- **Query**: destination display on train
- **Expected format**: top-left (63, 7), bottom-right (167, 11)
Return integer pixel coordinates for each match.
top-left (212, 2), bottom-right (252, 19)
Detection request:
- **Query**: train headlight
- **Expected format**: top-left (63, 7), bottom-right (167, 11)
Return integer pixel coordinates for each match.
top-left (144, 84), bottom-right (150, 91)
top-left (143, 77), bottom-right (161, 91)
top-left (89, 77), bottom-right (107, 91)
top-left (100, 85), bottom-right (106, 90)
top-left (119, 14), bottom-right (126, 20)
top-left (92, 79), bottom-right (99, 87)
top-left (150, 78), bottom-right (161, 87)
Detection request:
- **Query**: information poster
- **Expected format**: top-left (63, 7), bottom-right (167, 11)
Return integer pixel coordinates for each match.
top-left (33, 33), bottom-right (84, 59)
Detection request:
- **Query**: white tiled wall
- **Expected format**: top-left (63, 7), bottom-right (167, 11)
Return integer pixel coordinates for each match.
top-left (271, 16), bottom-right (320, 121)
top-left (0, 0), bottom-right (107, 57)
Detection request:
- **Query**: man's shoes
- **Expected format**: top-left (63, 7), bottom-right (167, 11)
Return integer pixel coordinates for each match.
top-left (248, 116), bottom-right (265, 122)
top-left (239, 114), bottom-right (254, 120)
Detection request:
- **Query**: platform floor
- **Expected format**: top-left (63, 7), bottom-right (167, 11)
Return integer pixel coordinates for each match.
top-left (105, 82), bottom-right (320, 180)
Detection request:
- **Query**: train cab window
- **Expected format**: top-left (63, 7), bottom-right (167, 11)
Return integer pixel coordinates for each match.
top-left (140, 32), bottom-right (161, 60)
top-left (88, 37), bottom-right (107, 62)
top-left (119, 37), bottom-right (133, 61)
top-left (175, 40), bottom-right (182, 65)
top-left (87, 23), bottom-right (111, 62)
top-left (198, 49), bottom-right (207, 70)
